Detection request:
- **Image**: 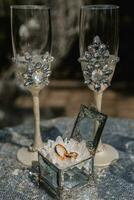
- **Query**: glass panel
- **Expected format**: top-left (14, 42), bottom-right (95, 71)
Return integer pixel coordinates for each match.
top-left (63, 158), bottom-right (93, 189)
top-left (79, 117), bottom-right (95, 142)
top-left (39, 155), bottom-right (58, 189)
top-left (71, 105), bottom-right (107, 151)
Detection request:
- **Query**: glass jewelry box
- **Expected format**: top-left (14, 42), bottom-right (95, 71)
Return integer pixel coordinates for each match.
top-left (38, 105), bottom-right (107, 199)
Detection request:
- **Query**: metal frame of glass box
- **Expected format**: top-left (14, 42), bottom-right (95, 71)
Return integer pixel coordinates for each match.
top-left (38, 105), bottom-right (107, 200)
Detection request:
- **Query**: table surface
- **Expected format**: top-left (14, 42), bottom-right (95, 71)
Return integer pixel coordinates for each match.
top-left (0, 117), bottom-right (134, 200)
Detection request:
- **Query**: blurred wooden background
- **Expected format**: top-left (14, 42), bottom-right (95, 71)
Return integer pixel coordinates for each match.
top-left (1, 80), bottom-right (134, 129)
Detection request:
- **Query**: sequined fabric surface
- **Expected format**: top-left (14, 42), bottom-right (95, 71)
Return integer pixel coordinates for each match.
top-left (0, 117), bottom-right (134, 200)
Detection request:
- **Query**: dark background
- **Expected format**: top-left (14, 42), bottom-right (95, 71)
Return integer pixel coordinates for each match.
top-left (0, 0), bottom-right (134, 81)
top-left (0, 0), bottom-right (134, 128)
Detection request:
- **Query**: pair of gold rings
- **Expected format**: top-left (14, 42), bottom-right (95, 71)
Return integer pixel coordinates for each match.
top-left (55, 144), bottom-right (78, 160)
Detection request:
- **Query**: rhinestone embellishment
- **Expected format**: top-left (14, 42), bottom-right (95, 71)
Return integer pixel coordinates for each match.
top-left (79, 36), bottom-right (119, 92)
top-left (14, 52), bottom-right (54, 87)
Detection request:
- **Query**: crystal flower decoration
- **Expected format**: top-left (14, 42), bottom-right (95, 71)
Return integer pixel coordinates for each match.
top-left (79, 36), bottom-right (119, 92)
top-left (41, 136), bottom-right (91, 169)
top-left (14, 51), bottom-right (54, 87)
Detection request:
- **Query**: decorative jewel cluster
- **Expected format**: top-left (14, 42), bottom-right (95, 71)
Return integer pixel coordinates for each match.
top-left (79, 36), bottom-right (119, 92)
top-left (14, 51), bottom-right (54, 87)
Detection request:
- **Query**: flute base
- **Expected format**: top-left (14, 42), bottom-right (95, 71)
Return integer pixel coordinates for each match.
top-left (94, 144), bottom-right (119, 167)
top-left (17, 147), bottom-right (38, 167)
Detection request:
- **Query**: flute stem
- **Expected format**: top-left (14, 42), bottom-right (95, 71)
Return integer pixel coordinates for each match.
top-left (32, 90), bottom-right (43, 151)
top-left (94, 92), bottom-right (102, 112)
top-left (94, 92), bottom-right (103, 150)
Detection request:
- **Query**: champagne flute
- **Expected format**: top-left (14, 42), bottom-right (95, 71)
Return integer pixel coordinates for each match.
top-left (79, 5), bottom-right (119, 167)
top-left (10, 5), bottom-right (53, 166)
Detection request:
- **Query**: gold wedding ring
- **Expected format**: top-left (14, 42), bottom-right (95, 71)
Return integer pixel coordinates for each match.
top-left (55, 144), bottom-right (68, 160)
top-left (55, 144), bottom-right (78, 160)
top-left (65, 152), bottom-right (78, 159)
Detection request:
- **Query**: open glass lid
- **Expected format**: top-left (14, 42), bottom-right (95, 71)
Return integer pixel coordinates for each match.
top-left (71, 105), bottom-right (107, 152)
